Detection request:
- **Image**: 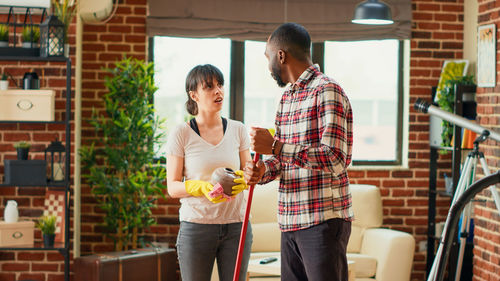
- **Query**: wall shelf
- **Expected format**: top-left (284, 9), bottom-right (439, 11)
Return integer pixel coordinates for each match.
top-left (426, 84), bottom-right (477, 281)
top-left (0, 120), bottom-right (66, 124)
top-left (0, 57), bottom-right (71, 281)
top-left (0, 56), bottom-right (67, 62)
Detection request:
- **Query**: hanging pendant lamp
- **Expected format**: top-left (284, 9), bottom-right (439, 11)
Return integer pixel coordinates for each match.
top-left (352, 0), bottom-right (394, 25)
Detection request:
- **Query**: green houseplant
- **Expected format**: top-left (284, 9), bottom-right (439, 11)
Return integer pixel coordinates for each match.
top-left (0, 24), bottom-right (9, 47)
top-left (80, 57), bottom-right (166, 251)
top-left (21, 26), bottom-right (40, 47)
top-left (14, 141), bottom-right (31, 160)
top-left (36, 215), bottom-right (57, 247)
top-left (436, 75), bottom-right (475, 148)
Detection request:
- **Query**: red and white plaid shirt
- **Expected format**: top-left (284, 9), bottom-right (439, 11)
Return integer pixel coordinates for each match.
top-left (260, 64), bottom-right (354, 232)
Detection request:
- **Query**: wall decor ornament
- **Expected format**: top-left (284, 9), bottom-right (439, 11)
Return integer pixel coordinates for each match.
top-left (45, 139), bottom-right (65, 183)
top-left (40, 15), bottom-right (65, 57)
top-left (43, 191), bottom-right (65, 243)
top-left (477, 24), bottom-right (496, 87)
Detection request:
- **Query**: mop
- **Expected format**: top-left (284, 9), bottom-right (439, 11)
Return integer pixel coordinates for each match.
top-left (232, 153), bottom-right (260, 281)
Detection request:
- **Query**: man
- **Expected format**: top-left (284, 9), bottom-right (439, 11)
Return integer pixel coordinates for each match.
top-left (244, 22), bottom-right (354, 281)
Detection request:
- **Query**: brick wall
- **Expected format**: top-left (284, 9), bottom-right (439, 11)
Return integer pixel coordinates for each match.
top-left (2, 0), bottom-right (498, 281)
top-left (473, 2), bottom-right (500, 281)
top-left (0, 13), bottom-right (75, 281)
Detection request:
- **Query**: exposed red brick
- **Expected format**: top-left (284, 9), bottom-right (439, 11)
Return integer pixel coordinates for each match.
top-left (2, 262), bottom-right (29, 271)
top-left (17, 252), bottom-right (45, 261)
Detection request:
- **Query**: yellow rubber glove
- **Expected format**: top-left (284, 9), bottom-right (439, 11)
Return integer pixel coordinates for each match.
top-left (185, 180), bottom-right (227, 203)
top-left (231, 170), bottom-right (248, 196)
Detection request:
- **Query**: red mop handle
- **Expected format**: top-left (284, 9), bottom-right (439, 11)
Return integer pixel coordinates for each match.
top-left (232, 153), bottom-right (260, 281)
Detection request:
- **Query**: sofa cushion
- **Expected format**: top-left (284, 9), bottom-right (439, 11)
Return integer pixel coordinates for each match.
top-left (250, 182), bottom-right (278, 223)
top-left (347, 225), bottom-right (364, 253)
top-left (251, 222), bottom-right (281, 252)
top-left (350, 184), bottom-right (383, 228)
top-left (347, 253), bottom-right (377, 278)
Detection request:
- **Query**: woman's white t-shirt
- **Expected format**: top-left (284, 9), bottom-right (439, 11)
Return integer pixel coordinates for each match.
top-left (166, 119), bottom-right (250, 224)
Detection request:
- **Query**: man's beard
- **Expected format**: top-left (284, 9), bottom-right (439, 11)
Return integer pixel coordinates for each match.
top-left (271, 62), bottom-right (287, 88)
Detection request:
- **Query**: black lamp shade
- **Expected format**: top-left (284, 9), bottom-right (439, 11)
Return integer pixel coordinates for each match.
top-left (40, 15), bottom-right (65, 57)
top-left (352, 0), bottom-right (394, 25)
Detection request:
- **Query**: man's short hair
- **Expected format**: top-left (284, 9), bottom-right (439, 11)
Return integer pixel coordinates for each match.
top-left (269, 22), bottom-right (311, 62)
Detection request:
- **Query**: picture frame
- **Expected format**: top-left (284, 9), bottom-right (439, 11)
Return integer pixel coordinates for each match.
top-left (477, 24), bottom-right (496, 87)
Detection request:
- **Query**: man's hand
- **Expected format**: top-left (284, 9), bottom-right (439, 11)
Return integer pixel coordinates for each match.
top-left (250, 127), bottom-right (275, 155)
top-left (243, 160), bottom-right (266, 186)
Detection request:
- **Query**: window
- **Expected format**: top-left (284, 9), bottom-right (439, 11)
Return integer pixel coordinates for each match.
top-left (153, 36), bottom-right (231, 141)
top-left (324, 40), bottom-right (403, 164)
top-left (243, 41), bottom-right (282, 130)
top-left (153, 37), bottom-right (406, 165)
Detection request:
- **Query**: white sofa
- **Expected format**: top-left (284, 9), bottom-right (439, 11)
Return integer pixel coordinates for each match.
top-left (247, 181), bottom-right (415, 281)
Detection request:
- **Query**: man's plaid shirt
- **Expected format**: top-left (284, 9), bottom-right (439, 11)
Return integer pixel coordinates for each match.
top-left (260, 64), bottom-right (354, 232)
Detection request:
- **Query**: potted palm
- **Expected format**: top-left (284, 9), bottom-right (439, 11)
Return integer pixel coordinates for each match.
top-left (80, 57), bottom-right (166, 251)
top-left (14, 141), bottom-right (31, 160)
top-left (21, 26), bottom-right (40, 48)
top-left (36, 215), bottom-right (57, 248)
top-left (52, 0), bottom-right (77, 56)
top-left (0, 24), bottom-right (8, 47)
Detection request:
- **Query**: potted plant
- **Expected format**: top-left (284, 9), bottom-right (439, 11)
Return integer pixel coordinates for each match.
top-left (0, 73), bottom-right (8, 90)
top-left (436, 75), bottom-right (475, 148)
top-left (21, 26), bottom-right (40, 48)
top-left (80, 57), bottom-right (166, 251)
top-left (0, 24), bottom-right (8, 47)
top-left (36, 215), bottom-right (57, 248)
top-left (14, 141), bottom-right (31, 160)
top-left (52, 0), bottom-right (77, 56)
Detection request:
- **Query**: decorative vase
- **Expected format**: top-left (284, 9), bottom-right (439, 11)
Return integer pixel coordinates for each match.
top-left (211, 167), bottom-right (239, 196)
top-left (4, 200), bottom-right (18, 223)
top-left (16, 147), bottom-right (29, 160)
top-left (43, 233), bottom-right (55, 248)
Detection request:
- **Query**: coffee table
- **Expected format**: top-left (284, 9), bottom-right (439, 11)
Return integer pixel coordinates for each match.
top-left (247, 254), bottom-right (355, 281)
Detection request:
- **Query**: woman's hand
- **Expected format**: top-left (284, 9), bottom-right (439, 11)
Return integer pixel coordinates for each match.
top-left (231, 170), bottom-right (248, 196)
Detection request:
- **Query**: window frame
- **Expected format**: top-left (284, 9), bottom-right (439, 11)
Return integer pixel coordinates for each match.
top-left (150, 37), bottom-right (406, 166)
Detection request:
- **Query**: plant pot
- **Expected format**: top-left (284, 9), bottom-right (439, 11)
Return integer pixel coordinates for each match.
top-left (0, 80), bottom-right (8, 90)
top-left (43, 233), bottom-right (55, 248)
top-left (0, 41), bottom-right (7, 47)
top-left (16, 148), bottom-right (29, 160)
top-left (22, 42), bottom-right (38, 48)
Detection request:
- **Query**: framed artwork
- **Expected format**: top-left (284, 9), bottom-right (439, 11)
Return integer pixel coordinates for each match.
top-left (43, 190), bottom-right (66, 243)
top-left (477, 24), bottom-right (496, 87)
top-left (434, 60), bottom-right (469, 102)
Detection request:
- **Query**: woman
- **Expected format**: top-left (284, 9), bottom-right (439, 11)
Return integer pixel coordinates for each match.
top-left (166, 64), bottom-right (253, 281)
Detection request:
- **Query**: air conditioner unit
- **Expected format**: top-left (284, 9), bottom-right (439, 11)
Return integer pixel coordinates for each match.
top-left (80, 0), bottom-right (113, 23)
